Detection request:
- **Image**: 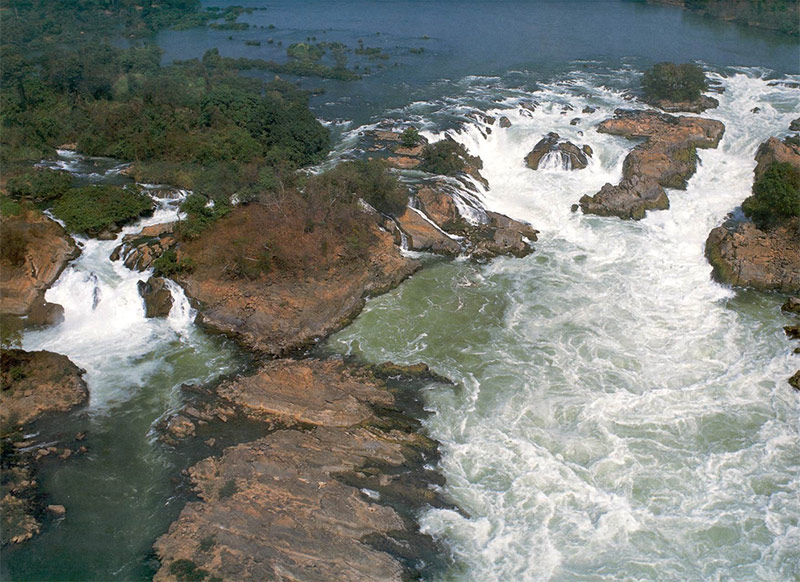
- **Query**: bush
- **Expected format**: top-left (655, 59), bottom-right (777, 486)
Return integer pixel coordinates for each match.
top-left (306, 159), bottom-right (409, 216)
top-left (400, 127), bottom-right (421, 148)
top-left (6, 169), bottom-right (72, 203)
top-left (642, 62), bottom-right (707, 102)
top-left (419, 139), bottom-right (480, 176)
top-left (152, 249), bottom-right (196, 277)
top-left (742, 162), bottom-right (800, 228)
top-left (51, 185), bottom-right (154, 235)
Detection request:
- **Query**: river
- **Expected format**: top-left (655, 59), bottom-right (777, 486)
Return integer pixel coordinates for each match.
top-left (4, 1), bottom-right (799, 580)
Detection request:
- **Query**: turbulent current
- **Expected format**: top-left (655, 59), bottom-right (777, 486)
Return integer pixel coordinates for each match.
top-left (6, 1), bottom-right (800, 579)
top-left (328, 72), bottom-right (800, 580)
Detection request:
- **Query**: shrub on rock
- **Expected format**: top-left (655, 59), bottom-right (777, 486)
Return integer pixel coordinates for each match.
top-left (742, 161), bottom-right (800, 228)
top-left (642, 62), bottom-right (707, 103)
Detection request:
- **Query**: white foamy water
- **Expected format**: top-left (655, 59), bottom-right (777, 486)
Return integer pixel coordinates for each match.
top-left (329, 70), bottom-right (800, 581)
top-left (22, 190), bottom-right (228, 410)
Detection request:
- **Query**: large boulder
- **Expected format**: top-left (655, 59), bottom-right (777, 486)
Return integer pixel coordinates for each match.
top-left (177, 205), bottom-right (420, 356)
top-left (705, 218), bottom-right (800, 292)
top-left (580, 109), bottom-right (725, 219)
top-left (395, 207), bottom-right (461, 255)
top-left (644, 95), bottom-right (719, 114)
top-left (137, 277), bottom-right (173, 318)
top-left (525, 132), bottom-right (591, 170)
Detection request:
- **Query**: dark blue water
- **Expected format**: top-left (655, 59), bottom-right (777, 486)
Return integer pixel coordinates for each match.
top-left (157, 0), bottom-right (799, 124)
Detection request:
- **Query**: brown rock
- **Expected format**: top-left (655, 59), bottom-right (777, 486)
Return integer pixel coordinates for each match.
top-left (705, 218), bottom-right (800, 292)
top-left (0, 210), bottom-right (78, 317)
top-left (154, 359), bottom-right (449, 582)
top-left (1, 349), bottom-right (88, 431)
top-left (525, 132), bottom-right (591, 171)
top-left (26, 299), bottom-right (64, 328)
top-left (111, 222), bottom-right (176, 272)
top-left (218, 360), bottom-right (393, 427)
top-left (395, 207), bottom-right (461, 255)
top-left (645, 95), bottom-right (719, 114)
top-left (46, 504), bottom-right (66, 517)
top-left (499, 116), bottom-right (512, 128)
top-left (137, 277), bottom-right (173, 318)
top-left (785, 325), bottom-right (800, 340)
top-left (754, 137), bottom-right (800, 181)
top-left (782, 297), bottom-right (800, 314)
top-left (789, 371), bottom-right (800, 391)
top-left (580, 109), bottom-right (725, 219)
top-left (178, 206), bottom-right (419, 356)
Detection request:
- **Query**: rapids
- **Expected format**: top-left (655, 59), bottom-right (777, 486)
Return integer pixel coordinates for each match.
top-left (327, 72), bottom-right (800, 581)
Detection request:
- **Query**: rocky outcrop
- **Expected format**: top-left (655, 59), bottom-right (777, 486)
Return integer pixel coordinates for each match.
top-left (1, 349), bottom-right (88, 431)
top-left (644, 95), bottom-right (719, 114)
top-left (580, 109), bottom-right (725, 219)
top-left (110, 222), bottom-right (176, 271)
top-left (705, 136), bottom-right (800, 292)
top-left (1, 349), bottom-right (88, 546)
top-left (754, 137), bottom-right (800, 181)
top-left (791, 118), bottom-right (800, 132)
top-left (154, 359), bottom-right (451, 582)
top-left (705, 218), bottom-right (800, 292)
top-left (137, 277), bottom-right (173, 318)
top-left (395, 207), bottom-right (461, 255)
top-left (178, 207), bottom-right (420, 356)
top-left (525, 132), bottom-right (592, 170)
top-left (393, 183), bottom-right (538, 259)
top-left (0, 210), bottom-right (78, 320)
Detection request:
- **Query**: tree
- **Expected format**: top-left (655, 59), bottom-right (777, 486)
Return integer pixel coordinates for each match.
top-left (641, 62), bottom-right (707, 102)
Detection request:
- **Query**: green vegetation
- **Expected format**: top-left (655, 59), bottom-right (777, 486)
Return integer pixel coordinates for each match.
top-left (153, 249), bottom-right (196, 277)
top-left (306, 159), bottom-right (409, 216)
top-left (51, 185), bottom-right (154, 235)
top-left (400, 127), bottom-right (421, 148)
top-left (641, 62), bottom-right (707, 103)
top-left (6, 170), bottom-right (72, 204)
top-left (684, 0), bottom-right (798, 35)
top-left (218, 479), bottom-right (237, 498)
top-left (742, 162), bottom-right (800, 228)
top-left (419, 139), bottom-right (482, 176)
top-left (169, 559), bottom-right (210, 582)
top-left (0, 196), bottom-right (22, 218)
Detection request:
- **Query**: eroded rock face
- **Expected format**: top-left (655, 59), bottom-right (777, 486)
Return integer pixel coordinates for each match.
top-left (154, 359), bottom-right (451, 582)
top-left (1, 349), bottom-right (88, 430)
top-left (705, 218), bottom-right (800, 292)
top-left (644, 95), bottom-right (719, 114)
top-left (395, 207), bottom-right (461, 255)
top-left (525, 132), bottom-right (591, 170)
top-left (137, 277), bottom-right (173, 318)
top-left (580, 109), bottom-right (725, 219)
top-left (0, 210), bottom-right (77, 318)
top-left (110, 222), bottom-right (176, 271)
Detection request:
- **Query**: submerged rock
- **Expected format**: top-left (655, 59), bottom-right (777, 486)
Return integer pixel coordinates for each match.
top-left (525, 132), bottom-right (591, 171)
top-left (789, 371), bottom-right (800, 391)
top-left (137, 277), bottom-right (173, 318)
top-left (580, 109), bottom-right (725, 219)
top-left (154, 359), bottom-right (452, 582)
